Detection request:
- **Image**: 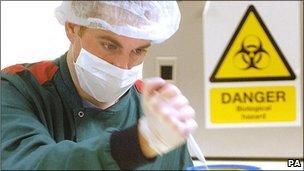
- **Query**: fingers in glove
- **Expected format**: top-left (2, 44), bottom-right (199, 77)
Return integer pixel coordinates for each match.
top-left (167, 95), bottom-right (189, 109)
top-left (168, 116), bottom-right (197, 138)
top-left (184, 119), bottom-right (198, 135)
top-left (160, 105), bottom-right (195, 123)
top-left (146, 94), bottom-right (165, 113)
top-left (176, 105), bottom-right (195, 121)
top-left (148, 95), bottom-right (194, 121)
top-left (158, 83), bottom-right (181, 100)
top-left (143, 77), bottom-right (166, 97)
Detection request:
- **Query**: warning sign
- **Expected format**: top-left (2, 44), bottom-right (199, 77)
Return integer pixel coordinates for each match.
top-left (210, 5), bottom-right (296, 82)
top-left (203, 2), bottom-right (302, 128)
top-left (210, 86), bottom-right (296, 123)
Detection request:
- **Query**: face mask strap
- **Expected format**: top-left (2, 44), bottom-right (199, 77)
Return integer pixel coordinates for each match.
top-left (73, 30), bottom-right (85, 64)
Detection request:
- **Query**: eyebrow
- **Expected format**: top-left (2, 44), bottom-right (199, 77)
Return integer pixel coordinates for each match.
top-left (97, 35), bottom-right (151, 49)
top-left (138, 43), bottom-right (151, 49)
top-left (97, 35), bottom-right (123, 48)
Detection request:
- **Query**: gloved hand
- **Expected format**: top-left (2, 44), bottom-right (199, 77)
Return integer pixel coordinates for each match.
top-left (138, 77), bottom-right (197, 155)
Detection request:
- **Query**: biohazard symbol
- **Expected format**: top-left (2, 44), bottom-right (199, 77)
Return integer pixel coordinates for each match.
top-left (234, 35), bottom-right (270, 70)
top-left (210, 5), bottom-right (296, 82)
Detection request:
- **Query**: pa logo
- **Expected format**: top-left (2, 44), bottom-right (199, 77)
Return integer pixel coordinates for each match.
top-left (287, 159), bottom-right (302, 167)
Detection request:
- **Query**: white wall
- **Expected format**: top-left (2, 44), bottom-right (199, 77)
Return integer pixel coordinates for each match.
top-left (1, 1), bottom-right (69, 68)
top-left (144, 1), bottom-right (303, 158)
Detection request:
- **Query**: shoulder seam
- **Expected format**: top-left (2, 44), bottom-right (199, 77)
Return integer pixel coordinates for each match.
top-left (28, 61), bottom-right (59, 85)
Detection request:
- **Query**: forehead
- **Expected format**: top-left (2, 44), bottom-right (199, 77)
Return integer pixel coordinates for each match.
top-left (84, 27), bottom-right (151, 48)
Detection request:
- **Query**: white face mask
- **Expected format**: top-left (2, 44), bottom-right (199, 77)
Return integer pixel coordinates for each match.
top-left (74, 48), bottom-right (143, 103)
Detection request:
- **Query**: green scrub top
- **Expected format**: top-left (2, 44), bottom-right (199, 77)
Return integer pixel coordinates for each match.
top-left (1, 53), bottom-right (193, 170)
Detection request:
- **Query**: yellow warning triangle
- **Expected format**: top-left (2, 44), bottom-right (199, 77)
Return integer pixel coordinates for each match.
top-left (210, 5), bottom-right (296, 82)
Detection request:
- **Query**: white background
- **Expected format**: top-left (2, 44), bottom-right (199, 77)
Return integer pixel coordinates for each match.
top-left (203, 1), bottom-right (303, 128)
top-left (1, 1), bottom-right (69, 68)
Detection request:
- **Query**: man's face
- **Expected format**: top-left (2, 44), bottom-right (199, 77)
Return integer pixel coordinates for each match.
top-left (74, 26), bottom-right (151, 69)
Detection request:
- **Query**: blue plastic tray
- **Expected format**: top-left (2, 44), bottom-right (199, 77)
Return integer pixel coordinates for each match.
top-left (187, 164), bottom-right (261, 170)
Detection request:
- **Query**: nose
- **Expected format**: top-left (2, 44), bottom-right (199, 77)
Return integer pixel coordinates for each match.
top-left (115, 62), bottom-right (129, 70)
top-left (112, 53), bottom-right (131, 70)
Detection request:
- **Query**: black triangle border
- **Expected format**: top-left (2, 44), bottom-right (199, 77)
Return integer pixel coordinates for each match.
top-left (209, 5), bottom-right (296, 82)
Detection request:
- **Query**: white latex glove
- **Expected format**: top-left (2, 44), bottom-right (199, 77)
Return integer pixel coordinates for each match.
top-left (138, 77), bottom-right (197, 155)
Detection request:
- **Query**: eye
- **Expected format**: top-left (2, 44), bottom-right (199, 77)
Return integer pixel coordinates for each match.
top-left (102, 42), bottom-right (118, 51)
top-left (133, 48), bottom-right (147, 56)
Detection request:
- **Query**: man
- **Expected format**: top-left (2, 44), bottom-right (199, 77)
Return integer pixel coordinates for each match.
top-left (1, 1), bottom-right (197, 170)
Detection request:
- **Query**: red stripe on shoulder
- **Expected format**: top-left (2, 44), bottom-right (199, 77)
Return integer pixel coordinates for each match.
top-left (28, 61), bottom-right (59, 85)
top-left (2, 64), bottom-right (26, 74)
top-left (135, 80), bottom-right (144, 94)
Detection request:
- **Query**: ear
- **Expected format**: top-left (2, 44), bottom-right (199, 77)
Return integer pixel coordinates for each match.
top-left (65, 22), bottom-right (81, 44)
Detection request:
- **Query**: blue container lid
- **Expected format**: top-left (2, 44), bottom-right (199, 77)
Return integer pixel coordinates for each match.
top-left (187, 164), bottom-right (261, 170)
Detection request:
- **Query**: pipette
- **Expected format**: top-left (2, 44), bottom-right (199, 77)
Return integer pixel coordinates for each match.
top-left (188, 134), bottom-right (209, 169)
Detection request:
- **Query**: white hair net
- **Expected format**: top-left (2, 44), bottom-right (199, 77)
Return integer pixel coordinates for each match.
top-left (55, 1), bottom-right (181, 44)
